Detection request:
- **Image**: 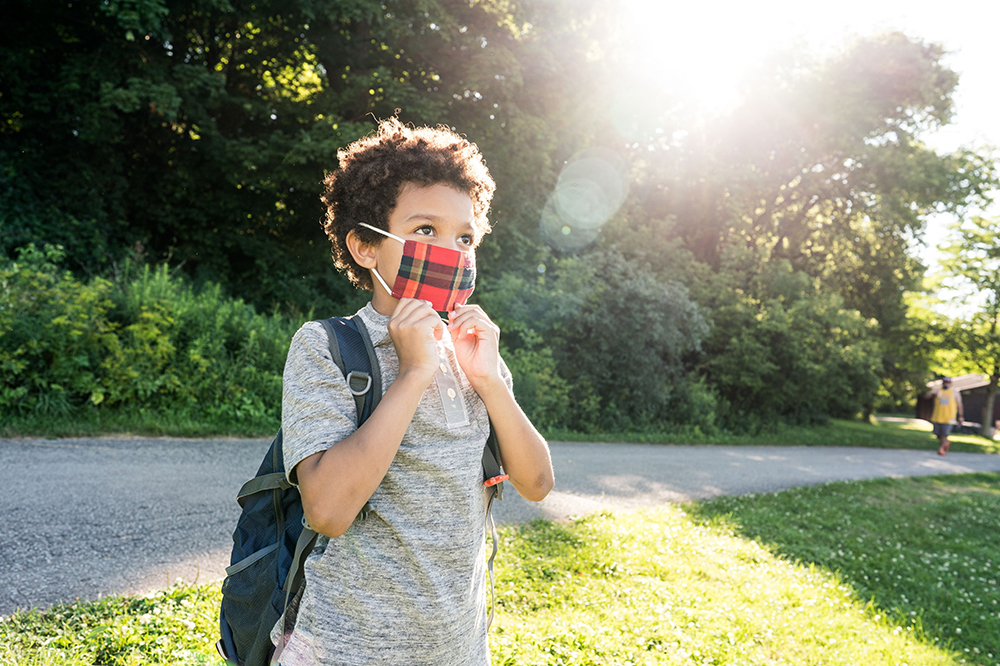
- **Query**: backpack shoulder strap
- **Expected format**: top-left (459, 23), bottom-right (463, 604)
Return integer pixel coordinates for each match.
top-left (481, 420), bottom-right (507, 629)
top-left (482, 422), bottom-right (506, 500)
top-left (318, 316), bottom-right (382, 426)
top-left (318, 315), bottom-right (381, 523)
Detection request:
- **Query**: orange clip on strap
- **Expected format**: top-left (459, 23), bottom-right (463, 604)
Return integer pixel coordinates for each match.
top-left (484, 474), bottom-right (509, 488)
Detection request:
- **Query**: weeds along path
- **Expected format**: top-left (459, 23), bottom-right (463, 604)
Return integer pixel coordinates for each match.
top-left (3, 437), bottom-right (1000, 616)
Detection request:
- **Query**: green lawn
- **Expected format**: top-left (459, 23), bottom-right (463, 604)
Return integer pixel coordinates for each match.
top-left (6, 412), bottom-right (997, 458)
top-left (546, 417), bottom-right (1000, 455)
top-left (5, 473), bottom-right (998, 665)
top-left (0, 408), bottom-right (276, 440)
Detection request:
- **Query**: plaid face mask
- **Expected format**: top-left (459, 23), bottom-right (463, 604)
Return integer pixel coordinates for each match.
top-left (359, 223), bottom-right (477, 312)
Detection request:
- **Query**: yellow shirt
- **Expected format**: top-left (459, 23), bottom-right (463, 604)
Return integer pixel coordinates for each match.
top-left (930, 386), bottom-right (962, 424)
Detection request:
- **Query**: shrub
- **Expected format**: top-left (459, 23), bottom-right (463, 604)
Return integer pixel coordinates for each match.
top-left (0, 244), bottom-right (300, 426)
top-left (0, 244), bottom-right (118, 415)
top-left (700, 256), bottom-right (882, 428)
top-left (477, 251), bottom-right (709, 433)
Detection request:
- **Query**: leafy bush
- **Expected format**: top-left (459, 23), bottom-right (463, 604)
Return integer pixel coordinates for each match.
top-left (478, 251), bottom-right (709, 433)
top-left (0, 244), bottom-right (300, 427)
top-left (553, 251), bottom-right (709, 431)
top-left (0, 244), bottom-right (118, 416)
top-left (700, 254), bottom-right (882, 429)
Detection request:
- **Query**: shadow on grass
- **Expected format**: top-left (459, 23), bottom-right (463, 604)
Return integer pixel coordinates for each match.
top-left (685, 473), bottom-right (1000, 661)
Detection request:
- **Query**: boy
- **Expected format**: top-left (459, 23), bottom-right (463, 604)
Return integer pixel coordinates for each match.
top-left (273, 118), bottom-right (554, 665)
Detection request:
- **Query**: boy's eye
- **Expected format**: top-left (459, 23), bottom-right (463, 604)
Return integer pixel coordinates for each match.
top-left (459, 234), bottom-right (474, 246)
top-left (415, 225), bottom-right (434, 236)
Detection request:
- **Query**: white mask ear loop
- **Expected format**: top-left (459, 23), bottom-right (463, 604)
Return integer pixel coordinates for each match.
top-left (358, 222), bottom-right (406, 244)
top-left (357, 223), bottom-right (403, 295)
top-left (370, 264), bottom-right (393, 296)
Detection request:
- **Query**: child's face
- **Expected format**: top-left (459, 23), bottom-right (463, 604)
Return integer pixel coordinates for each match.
top-left (368, 182), bottom-right (478, 315)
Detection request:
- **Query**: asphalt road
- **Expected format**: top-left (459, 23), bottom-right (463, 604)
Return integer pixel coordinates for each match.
top-left (3, 435), bottom-right (1000, 616)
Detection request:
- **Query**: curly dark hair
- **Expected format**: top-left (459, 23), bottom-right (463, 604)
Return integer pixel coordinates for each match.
top-left (322, 117), bottom-right (496, 291)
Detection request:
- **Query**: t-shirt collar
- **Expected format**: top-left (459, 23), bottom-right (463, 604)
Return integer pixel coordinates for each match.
top-left (357, 302), bottom-right (392, 346)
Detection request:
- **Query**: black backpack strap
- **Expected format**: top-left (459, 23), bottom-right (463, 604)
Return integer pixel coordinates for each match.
top-left (319, 316), bottom-right (381, 521)
top-left (274, 520), bottom-right (318, 663)
top-left (481, 421), bottom-right (508, 628)
top-left (481, 422), bottom-right (506, 501)
top-left (236, 473), bottom-right (291, 507)
top-left (318, 317), bottom-right (383, 426)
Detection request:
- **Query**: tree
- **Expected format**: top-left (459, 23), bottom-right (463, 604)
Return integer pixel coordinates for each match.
top-left (696, 248), bottom-right (882, 427)
top-left (594, 32), bottom-right (998, 419)
top-left (0, 0), bottom-right (604, 311)
top-left (940, 216), bottom-right (1000, 437)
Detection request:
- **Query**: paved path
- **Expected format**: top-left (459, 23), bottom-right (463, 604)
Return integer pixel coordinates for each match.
top-left (3, 436), bottom-right (1000, 616)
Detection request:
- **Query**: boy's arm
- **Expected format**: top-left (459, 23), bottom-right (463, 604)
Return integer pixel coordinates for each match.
top-left (449, 305), bottom-right (554, 502)
top-left (293, 300), bottom-right (442, 538)
top-left (476, 376), bottom-right (554, 502)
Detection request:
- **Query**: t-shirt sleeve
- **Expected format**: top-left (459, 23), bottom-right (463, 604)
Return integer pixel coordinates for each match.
top-left (498, 353), bottom-right (514, 392)
top-left (281, 321), bottom-right (359, 483)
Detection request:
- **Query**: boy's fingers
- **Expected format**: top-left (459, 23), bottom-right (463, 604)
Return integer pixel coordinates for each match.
top-left (392, 298), bottom-right (440, 325)
top-left (392, 297), bottom-right (430, 318)
top-left (390, 301), bottom-right (445, 345)
top-left (449, 303), bottom-right (491, 321)
top-left (448, 304), bottom-right (495, 327)
top-left (449, 311), bottom-right (498, 338)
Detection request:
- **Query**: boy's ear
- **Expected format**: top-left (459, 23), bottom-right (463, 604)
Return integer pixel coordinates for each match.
top-left (346, 229), bottom-right (378, 269)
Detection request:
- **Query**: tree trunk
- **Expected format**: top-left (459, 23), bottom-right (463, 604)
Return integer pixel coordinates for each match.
top-left (981, 376), bottom-right (999, 439)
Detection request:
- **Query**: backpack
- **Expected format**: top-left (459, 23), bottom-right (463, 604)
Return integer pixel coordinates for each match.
top-left (216, 315), bottom-right (507, 666)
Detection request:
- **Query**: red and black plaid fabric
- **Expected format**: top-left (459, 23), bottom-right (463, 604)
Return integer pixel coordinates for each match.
top-left (391, 240), bottom-right (476, 312)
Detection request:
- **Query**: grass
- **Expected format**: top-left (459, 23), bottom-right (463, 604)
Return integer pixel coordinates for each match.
top-left (0, 585), bottom-right (221, 666)
top-left (4, 473), bottom-right (998, 665)
top-left (0, 408), bottom-right (278, 439)
top-left (4, 412), bottom-right (997, 457)
top-left (545, 417), bottom-right (1000, 455)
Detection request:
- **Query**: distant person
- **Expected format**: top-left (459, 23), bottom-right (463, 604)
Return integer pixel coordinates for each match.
top-left (272, 118), bottom-right (554, 665)
top-left (927, 377), bottom-right (963, 456)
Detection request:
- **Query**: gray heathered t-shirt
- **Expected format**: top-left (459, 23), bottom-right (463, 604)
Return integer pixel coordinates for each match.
top-left (275, 303), bottom-right (508, 666)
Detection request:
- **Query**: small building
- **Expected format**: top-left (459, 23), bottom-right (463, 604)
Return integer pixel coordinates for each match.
top-left (915, 373), bottom-right (993, 433)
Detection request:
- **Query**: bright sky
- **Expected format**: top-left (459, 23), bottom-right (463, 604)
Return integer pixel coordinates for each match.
top-left (624, 0), bottom-right (1000, 269)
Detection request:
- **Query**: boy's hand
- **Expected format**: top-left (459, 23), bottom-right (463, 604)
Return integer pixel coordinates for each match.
top-left (448, 304), bottom-right (502, 391)
top-left (388, 298), bottom-right (444, 385)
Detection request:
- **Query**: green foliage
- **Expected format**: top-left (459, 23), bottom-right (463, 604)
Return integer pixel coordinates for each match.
top-left (938, 216), bottom-right (1000, 435)
top-left (478, 251), bottom-right (709, 433)
top-left (597, 32), bottom-right (998, 425)
top-left (0, 244), bottom-right (118, 416)
top-left (0, 0), bottom-right (591, 313)
top-left (499, 330), bottom-right (573, 432)
top-left (552, 251), bottom-right (709, 432)
top-left (698, 251), bottom-right (882, 428)
top-left (4, 0), bottom-right (996, 432)
top-left (0, 245), bottom-right (298, 428)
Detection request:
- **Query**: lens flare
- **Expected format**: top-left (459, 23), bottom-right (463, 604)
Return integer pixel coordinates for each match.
top-left (540, 148), bottom-right (629, 251)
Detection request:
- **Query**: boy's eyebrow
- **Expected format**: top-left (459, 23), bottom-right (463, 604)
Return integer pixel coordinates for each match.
top-left (403, 213), bottom-right (476, 231)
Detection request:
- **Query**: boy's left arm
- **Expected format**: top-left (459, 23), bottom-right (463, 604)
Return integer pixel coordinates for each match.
top-left (449, 304), bottom-right (554, 502)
